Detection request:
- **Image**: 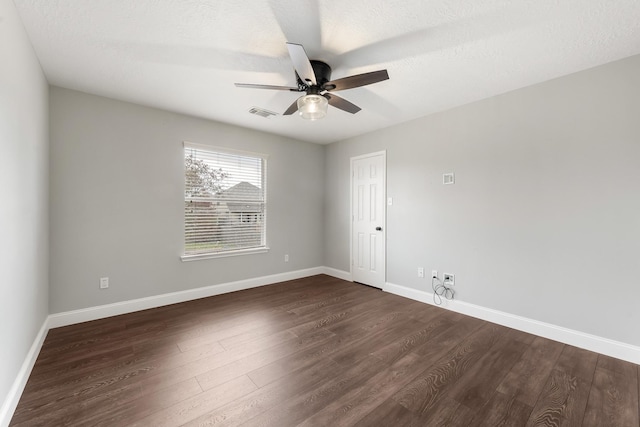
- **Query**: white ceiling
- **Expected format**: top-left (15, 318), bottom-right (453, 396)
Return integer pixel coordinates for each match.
top-left (13, 0), bottom-right (640, 144)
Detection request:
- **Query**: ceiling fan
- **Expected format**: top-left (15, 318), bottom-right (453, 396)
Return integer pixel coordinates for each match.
top-left (235, 43), bottom-right (389, 120)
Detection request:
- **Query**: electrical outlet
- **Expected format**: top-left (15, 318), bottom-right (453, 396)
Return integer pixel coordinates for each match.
top-left (431, 270), bottom-right (438, 279)
top-left (284, 254), bottom-right (289, 262)
top-left (417, 267), bottom-right (424, 278)
top-left (99, 277), bottom-right (109, 289)
top-left (443, 273), bottom-right (455, 286)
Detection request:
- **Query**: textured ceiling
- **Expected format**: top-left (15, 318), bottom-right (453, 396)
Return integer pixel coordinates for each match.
top-left (12, 0), bottom-right (640, 144)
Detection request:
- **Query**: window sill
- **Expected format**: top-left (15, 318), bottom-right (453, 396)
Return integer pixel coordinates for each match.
top-left (181, 247), bottom-right (269, 262)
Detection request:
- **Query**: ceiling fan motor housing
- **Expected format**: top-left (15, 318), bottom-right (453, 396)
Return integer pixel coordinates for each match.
top-left (296, 60), bottom-right (332, 90)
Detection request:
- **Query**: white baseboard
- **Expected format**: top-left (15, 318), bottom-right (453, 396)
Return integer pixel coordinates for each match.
top-left (321, 267), bottom-right (352, 281)
top-left (383, 281), bottom-right (640, 365)
top-left (0, 320), bottom-right (48, 427)
top-left (48, 267), bottom-right (325, 328)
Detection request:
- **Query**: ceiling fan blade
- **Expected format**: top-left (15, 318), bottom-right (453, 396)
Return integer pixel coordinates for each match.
top-left (235, 83), bottom-right (300, 91)
top-left (286, 43), bottom-right (317, 86)
top-left (324, 93), bottom-right (361, 114)
top-left (324, 69), bottom-right (389, 92)
top-left (283, 98), bottom-right (300, 115)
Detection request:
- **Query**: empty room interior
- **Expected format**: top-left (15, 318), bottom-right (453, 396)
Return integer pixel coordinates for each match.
top-left (2, 0), bottom-right (640, 425)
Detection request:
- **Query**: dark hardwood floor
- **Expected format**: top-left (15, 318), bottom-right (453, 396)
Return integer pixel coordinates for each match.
top-left (10, 275), bottom-right (640, 426)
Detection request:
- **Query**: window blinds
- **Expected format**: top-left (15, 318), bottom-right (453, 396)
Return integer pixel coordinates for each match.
top-left (184, 142), bottom-right (266, 256)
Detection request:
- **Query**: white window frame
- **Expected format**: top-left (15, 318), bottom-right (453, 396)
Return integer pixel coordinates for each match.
top-left (181, 142), bottom-right (268, 262)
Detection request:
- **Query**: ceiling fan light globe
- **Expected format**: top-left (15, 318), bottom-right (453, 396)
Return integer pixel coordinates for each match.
top-left (297, 94), bottom-right (328, 120)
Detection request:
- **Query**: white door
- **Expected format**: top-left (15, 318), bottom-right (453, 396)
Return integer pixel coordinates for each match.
top-left (351, 152), bottom-right (386, 288)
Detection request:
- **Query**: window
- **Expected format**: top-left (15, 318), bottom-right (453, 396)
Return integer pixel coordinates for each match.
top-left (183, 142), bottom-right (267, 260)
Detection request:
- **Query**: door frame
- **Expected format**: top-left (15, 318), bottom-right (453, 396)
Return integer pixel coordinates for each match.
top-left (350, 150), bottom-right (387, 287)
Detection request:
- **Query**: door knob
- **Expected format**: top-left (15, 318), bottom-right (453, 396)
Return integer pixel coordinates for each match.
top-left (376, 226), bottom-right (382, 231)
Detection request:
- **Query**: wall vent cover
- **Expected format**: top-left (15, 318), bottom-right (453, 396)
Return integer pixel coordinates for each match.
top-left (443, 173), bottom-right (455, 185)
top-left (249, 107), bottom-right (278, 118)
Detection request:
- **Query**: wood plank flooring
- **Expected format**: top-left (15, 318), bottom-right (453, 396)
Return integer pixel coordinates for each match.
top-left (10, 275), bottom-right (640, 426)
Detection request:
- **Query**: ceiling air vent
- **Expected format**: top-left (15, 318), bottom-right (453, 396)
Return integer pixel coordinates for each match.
top-left (248, 107), bottom-right (278, 118)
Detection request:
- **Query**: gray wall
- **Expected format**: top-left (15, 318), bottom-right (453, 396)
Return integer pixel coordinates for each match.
top-left (0, 0), bottom-right (49, 408)
top-left (325, 54), bottom-right (640, 347)
top-left (49, 87), bottom-right (324, 313)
